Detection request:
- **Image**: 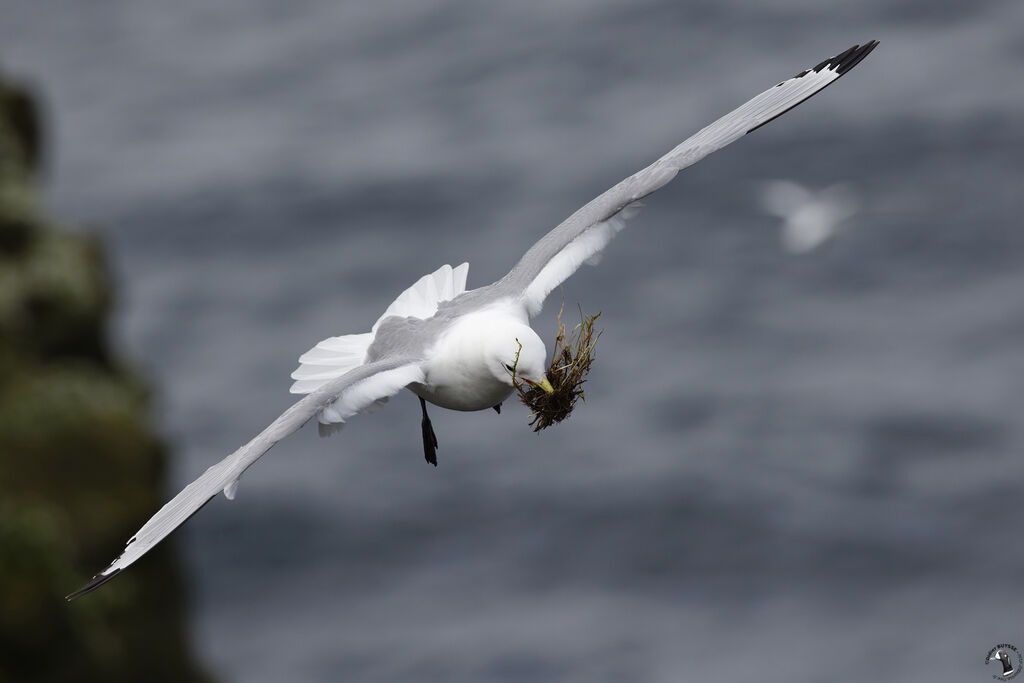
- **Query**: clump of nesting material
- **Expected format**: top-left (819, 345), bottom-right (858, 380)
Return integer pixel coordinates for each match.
top-left (512, 305), bottom-right (602, 432)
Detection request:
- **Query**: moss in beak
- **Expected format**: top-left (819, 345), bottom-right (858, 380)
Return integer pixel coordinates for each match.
top-left (514, 304), bottom-right (602, 432)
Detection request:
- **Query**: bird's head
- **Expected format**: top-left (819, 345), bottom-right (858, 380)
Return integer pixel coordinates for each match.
top-left (488, 322), bottom-right (553, 394)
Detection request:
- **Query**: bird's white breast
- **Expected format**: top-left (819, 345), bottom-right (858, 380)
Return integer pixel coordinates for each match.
top-left (409, 308), bottom-right (527, 411)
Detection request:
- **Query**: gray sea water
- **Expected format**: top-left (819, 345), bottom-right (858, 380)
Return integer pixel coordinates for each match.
top-left (3, 2), bottom-right (1024, 681)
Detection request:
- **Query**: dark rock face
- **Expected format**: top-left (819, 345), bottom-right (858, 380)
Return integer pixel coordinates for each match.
top-left (0, 74), bottom-right (215, 683)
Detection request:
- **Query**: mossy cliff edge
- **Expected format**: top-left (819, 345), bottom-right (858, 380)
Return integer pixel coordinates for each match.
top-left (0, 73), bottom-right (215, 682)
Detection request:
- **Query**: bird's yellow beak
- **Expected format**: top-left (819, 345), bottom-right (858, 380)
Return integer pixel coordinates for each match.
top-left (538, 377), bottom-right (555, 394)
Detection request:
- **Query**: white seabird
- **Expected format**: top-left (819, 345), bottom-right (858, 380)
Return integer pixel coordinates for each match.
top-left (759, 179), bottom-right (860, 253)
top-left (68, 40), bottom-right (879, 599)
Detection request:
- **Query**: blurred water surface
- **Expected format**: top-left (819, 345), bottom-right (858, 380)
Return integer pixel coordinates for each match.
top-left (3, 2), bottom-right (1023, 681)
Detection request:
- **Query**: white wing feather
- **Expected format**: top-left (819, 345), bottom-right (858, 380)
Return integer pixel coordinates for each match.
top-left (505, 41), bottom-right (879, 315)
top-left (67, 359), bottom-right (424, 599)
top-left (523, 203), bottom-right (642, 314)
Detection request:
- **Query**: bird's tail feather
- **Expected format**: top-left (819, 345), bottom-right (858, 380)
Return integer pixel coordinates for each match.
top-left (371, 262), bottom-right (469, 333)
top-left (290, 263), bottom-right (469, 396)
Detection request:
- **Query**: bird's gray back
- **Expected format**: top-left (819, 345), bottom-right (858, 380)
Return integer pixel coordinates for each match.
top-left (365, 281), bottom-right (522, 363)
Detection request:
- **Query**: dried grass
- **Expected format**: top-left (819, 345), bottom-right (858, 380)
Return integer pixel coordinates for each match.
top-left (510, 303), bottom-right (602, 432)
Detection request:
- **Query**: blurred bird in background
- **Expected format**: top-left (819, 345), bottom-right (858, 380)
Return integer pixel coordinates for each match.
top-left (758, 179), bottom-right (860, 253)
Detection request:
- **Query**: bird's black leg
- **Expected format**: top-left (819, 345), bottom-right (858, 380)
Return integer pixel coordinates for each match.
top-left (492, 403), bottom-right (502, 414)
top-left (419, 397), bottom-right (438, 467)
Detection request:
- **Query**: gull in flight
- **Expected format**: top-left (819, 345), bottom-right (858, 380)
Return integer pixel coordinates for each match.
top-left (758, 179), bottom-right (860, 253)
top-left (68, 40), bottom-right (878, 599)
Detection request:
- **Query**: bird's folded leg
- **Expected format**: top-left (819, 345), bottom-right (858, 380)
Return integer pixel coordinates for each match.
top-left (419, 397), bottom-right (439, 467)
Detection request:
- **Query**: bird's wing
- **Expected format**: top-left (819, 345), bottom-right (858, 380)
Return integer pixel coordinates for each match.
top-left (67, 358), bottom-right (425, 600)
top-left (758, 179), bottom-right (816, 219)
top-left (497, 41), bottom-right (878, 315)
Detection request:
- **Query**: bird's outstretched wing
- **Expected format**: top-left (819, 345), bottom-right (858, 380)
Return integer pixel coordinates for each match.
top-left (66, 358), bottom-right (425, 600)
top-left (497, 41), bottom-right (878, 315)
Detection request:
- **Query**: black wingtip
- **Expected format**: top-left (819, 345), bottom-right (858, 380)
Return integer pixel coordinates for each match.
top-left (750, 40), bottom-right (879, 134)
top-left (801, 40), bottom-right (880, 78)
top-left (66, 568), bottom-right (121, 601)
top-left (835, 40), bottom-right (879, 75)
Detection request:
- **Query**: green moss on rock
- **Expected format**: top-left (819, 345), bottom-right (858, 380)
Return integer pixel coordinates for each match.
top-left (0, 73), bottom-right (215, 682)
